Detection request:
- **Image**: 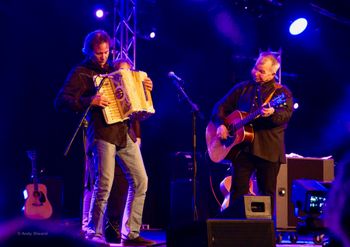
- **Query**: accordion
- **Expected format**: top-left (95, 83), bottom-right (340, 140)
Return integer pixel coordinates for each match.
top-left (94, 69), bottom-right (155, 124)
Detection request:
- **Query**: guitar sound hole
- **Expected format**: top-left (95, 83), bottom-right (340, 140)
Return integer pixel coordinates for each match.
top-left (39, 192), bottom-right (47, 203)
top-left (33, 191), bottom-right (40, 198)
top-left (221, 136), bottom-right (233, 147)
top-left (32, 191), bottom-right (47, 204)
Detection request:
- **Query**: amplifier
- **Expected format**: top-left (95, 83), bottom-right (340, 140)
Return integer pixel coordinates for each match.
top-left (275, 157), bottom-right (334, 229)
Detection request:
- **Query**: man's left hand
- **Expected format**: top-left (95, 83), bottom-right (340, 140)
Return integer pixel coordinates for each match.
top-left (261, 104), bottom-right (275, 117)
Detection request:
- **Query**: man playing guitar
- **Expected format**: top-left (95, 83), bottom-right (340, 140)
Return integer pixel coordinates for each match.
top-left (207, 52), bottom-right (293, 216)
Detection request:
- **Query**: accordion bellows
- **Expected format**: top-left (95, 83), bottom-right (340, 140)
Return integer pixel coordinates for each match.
top-left (94, 69), bottom-right (155, 124)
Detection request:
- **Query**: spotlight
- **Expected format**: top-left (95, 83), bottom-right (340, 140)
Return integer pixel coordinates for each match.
top-left (293, 102), bottom-right (299, 110)
top-left (149, 31), bottom-right (156, 39)
top-left (289, 18), bottom-right (308, 35)
top-left (95, 9), bottom-right (104, 18)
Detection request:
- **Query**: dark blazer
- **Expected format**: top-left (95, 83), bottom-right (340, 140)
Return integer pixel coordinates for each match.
top-left (211, 79), bottom-right (293, 163)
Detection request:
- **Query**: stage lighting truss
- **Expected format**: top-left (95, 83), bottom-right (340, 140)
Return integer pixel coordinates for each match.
top-left (112, 0), bottom-right (137, 68)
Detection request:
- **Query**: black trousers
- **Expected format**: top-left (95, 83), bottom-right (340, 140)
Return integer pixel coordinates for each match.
top-left (229, 151), bottom-right (281, 215)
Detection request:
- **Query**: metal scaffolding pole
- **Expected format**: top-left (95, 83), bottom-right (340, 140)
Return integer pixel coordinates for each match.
top-left (112, 0), bottom-right (137, 69)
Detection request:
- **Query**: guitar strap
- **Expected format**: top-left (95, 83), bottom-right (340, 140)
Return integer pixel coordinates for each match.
top-left (263, 89), bottom-right (276, 106)
top-left (261, 83), bottom-right (281, 106)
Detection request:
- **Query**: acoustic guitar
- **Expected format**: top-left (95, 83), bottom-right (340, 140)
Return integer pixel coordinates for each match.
top-left (206, 93), bottom-right (286, 163)
top-left (24, 150), bottom-right (53, 220)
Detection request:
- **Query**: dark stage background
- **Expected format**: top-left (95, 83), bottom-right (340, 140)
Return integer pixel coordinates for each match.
top-left (1, 0), bottom-right (350, 228)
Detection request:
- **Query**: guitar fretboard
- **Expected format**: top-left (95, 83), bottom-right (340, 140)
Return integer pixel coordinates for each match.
top-left (27, 150), bottom-right (39, 192)
top-left (234, 93), bottom-right (286, 130)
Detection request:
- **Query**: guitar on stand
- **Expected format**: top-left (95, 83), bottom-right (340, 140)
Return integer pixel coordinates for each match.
top-left (23, 150), bottom-right (53, 220)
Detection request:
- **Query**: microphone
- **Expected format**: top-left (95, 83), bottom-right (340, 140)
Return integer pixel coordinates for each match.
top-left (168, 71), bottom-right (183, 82)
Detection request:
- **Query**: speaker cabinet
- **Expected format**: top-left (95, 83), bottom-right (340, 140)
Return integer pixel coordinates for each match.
top-left (170, 179), bottom-right (196, 227)
top-left (275, 157), bottom-right (334, 229)
top-left (207, 219), bottom-right (276, 247)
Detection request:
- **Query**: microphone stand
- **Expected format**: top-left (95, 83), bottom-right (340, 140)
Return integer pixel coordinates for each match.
top-left (170, 78), bottom-right (203, 222)
top-left (64, 76), bottom-right (109, 157)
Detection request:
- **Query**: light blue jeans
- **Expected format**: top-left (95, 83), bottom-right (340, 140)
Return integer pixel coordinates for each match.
top-left (87, 135), bottom-right (148, 239)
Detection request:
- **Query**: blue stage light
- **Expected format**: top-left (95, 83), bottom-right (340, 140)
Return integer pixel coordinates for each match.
top-left (95, 9), bottom-right (104, 18)
top-left (289, 18), bottom-right (308, 35)
top-left (149, 32), bottom-right (156, 39)
top-left (293, 102), bottom-right (299, 110)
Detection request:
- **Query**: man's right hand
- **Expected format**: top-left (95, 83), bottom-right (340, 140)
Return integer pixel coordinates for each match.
top-left (216, 124), bottom-right (229, 139)
top-left (91, 92), bottom-right (110, 108)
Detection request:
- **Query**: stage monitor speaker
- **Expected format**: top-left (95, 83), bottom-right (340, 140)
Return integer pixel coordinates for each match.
top-left (244, 195), bottom-right (272, 219)
top-left (207, 219), bottom-right (275, 247)
top-left (275, 157), bottom-right (334, 229)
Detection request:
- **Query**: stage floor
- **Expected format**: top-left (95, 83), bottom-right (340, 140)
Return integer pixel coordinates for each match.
top-left (0, 217), bottom-right (332, 247)
top-left (62, 218), bottom-right (328, 247)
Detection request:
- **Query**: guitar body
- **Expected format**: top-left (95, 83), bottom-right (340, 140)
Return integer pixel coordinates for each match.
top-left (206, 110), bottom-right (254, 163)
top-left (24, 183), bottom-right (53, 220)
top-left (23, 150), bottom-right (53, 220)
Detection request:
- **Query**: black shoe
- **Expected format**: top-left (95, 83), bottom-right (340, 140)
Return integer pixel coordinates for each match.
top-left (121, 236), bottom-right (156, 246)
top-left (105, 223), bottom-right (121, 243)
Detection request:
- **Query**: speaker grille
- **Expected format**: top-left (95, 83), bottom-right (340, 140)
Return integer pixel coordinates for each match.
top-left (207, 219), bottom-right (275, 247)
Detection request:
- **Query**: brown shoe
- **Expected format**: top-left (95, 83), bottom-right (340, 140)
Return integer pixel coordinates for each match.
top-left (121, 236), bottom-right (156, 246)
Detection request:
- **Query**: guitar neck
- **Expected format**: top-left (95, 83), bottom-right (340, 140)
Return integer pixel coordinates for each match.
top-left (32, 160), bottom-right (39, 192)
top-left (235, 93), bottom-right (286, 129)
top-left (235, 107), bottom-right (262, 129)
top-left (27, 150), bottom-right (39, 192)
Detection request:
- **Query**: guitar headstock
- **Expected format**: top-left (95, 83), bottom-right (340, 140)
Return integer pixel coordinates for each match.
top-left (271, 93), bottom-right (287, 108)
top-left (27, 150), bottom-right (37, 162)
